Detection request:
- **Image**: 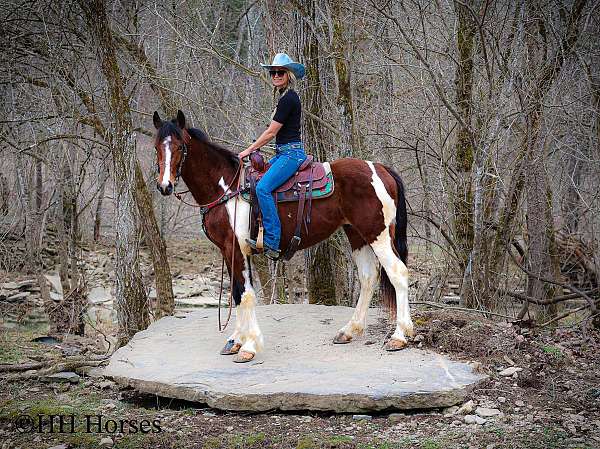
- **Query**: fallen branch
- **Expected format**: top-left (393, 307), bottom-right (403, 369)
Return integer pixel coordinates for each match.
top-left (410, 301), bottom-right (518, 321)
top-left (0, 362), bottom-right (46, 373)
top-left (1, 355), bottom-right (109, 381)
top-left (498, 287), bottom-right (598, 305)
top-left (539, 305), bottom-right (588, 327)
top-left (506, 245), bottom-right (599, 314)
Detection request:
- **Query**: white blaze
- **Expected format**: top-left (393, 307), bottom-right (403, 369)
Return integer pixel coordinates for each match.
top-left (161, 136), bottom-right (172, 188)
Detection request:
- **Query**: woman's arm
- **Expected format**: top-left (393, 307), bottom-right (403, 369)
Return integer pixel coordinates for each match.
top-left (238, 120), bottom-right (283, 159)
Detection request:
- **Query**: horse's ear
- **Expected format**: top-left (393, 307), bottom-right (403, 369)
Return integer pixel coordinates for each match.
top-left (177, 110), bottom-right (186, 129)
top-left (153, 111), bottom-right (162, 130)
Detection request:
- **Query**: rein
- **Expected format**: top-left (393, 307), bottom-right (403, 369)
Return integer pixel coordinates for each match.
top-left (173, 158), bottom-right (245, 333)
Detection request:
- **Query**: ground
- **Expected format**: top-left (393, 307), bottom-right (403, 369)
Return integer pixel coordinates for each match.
top-left (0, 239), bottom-right (599, 448)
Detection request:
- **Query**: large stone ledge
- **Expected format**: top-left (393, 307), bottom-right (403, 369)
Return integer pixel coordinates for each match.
top-left (103, 304), bottom-right (485, 412)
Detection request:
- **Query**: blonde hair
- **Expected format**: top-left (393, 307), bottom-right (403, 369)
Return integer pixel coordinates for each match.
top-left (270, 70), bottom-right (296, 119)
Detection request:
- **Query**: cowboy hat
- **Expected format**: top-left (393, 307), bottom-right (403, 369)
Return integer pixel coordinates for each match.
top-left (260, 53), bottom-right (305, 80)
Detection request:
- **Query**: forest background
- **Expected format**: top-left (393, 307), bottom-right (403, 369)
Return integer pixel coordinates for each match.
top-left (0, 0), bottom-right (599, 345)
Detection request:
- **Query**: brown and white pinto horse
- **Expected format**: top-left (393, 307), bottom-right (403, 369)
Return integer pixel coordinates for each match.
top-left (152, 110), bottom-right (413, 363)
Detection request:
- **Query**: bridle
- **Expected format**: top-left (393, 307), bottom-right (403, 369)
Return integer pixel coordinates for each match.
top-left (156, 135), bottom-right (188, 187)
top-left (175, 141), bottom-right (188, 184)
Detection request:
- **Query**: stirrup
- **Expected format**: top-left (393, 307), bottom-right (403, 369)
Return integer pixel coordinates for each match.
top-left (264, 247), bottom-right (281, 261)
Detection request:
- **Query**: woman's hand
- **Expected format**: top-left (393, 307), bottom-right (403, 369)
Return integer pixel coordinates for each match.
top-left (238, 146), bottom-right (255, 160)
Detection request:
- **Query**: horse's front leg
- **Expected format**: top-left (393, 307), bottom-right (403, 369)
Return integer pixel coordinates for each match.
top-left (218, 225), bottom-right (263, 363)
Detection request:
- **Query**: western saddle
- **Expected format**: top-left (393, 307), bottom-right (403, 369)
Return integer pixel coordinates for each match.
top-left (243, 151), bottom-right (334, 261)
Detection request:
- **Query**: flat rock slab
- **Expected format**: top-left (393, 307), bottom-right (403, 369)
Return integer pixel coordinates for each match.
top-left (103, 304), bottom-right (485, 413)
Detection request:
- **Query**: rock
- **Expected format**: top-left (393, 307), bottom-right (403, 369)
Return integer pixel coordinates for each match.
top-left (457, 400), bottom-right (475, 415)
top-left (503, 355), bottom-right (515, 365)
top-left (464, 415), bottom-right (487, 425)
top-left (44, 274), bottom-right (63, 294)
top-left (515, 400), bottom-right (525, 407)
top-left (388, 413), bottom-right (406, 423)
top-left (16, 279), bottom-right (36, 289)
top-left (497, 396), bottom-right (506, 403)
top-left (98, 380), bottom-right (116, 389)
top-left (499, 367), bottom-right (522, 377)
top-left (31, 336), bottom-right (60, 345)
top-left (88, 287), bottom-right (112, 304)
top-left (175, 295), bottom-right (219, 307)
top-left (468, 361), bottom-right (483, 372)
top-left (7, 292), bottom-right (29, 302)
top-left (2, 282), bottom-right (18, 290)
top-left (352, 414), bottom-right (372, 421)
top-left (475, 407), bottom-right (502, 418)
top-left (50, 292), bottom-right (62, 301)
top-left (414, 334), bottom-right (425, 343)
top-left (103, 304), bottom-right (486, 413)
top-left (40, 372), bottom-right (80, 384)
top-left (47, 445), bottom-right (69, 449)
top-left (443, 405), bottom-right (459, 416)
top-left (99, 437), bottom-right (113, 447)
top-left (515, 335), bottom-right (525, 343)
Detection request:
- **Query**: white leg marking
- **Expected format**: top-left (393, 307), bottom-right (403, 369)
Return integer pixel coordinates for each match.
top-left (160, 136), bottom-right (172, 188)
top-left (338, 245), bottom-right (379, 337)
top-left (366, 162), bottom-right (412, 342)
top-left (219, 177), bottom-right (262, 352)
top-left (237, 290), bottom-right (264, 354)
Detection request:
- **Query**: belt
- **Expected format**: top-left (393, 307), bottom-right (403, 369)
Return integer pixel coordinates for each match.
top-left (276, 142), bottom-right (304, 152)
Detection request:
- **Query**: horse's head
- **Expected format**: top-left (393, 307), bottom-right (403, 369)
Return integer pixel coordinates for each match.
top-left (153, 110), bottom-right (189, 196)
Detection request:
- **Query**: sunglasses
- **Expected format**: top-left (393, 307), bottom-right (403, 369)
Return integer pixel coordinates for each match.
top-left (269, 70), bottom-right (287, 77)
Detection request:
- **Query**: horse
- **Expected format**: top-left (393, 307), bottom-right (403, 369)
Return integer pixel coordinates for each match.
top-left (152, 110), bottom-right (414, 363)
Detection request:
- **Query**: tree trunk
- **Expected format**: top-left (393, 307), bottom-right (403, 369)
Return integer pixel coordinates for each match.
top-left (79, 0), bottom-right (149, 347)
top-left (452, 0), bottom-right (477, 275)
top-left (485, 0), bottom-right (587, 312)
top-left (296, 0), bottom-right (337, 305)
top-left (93, 162), bottom-right (109, 242)
top-left (134, 163), bottom-right (175, 319)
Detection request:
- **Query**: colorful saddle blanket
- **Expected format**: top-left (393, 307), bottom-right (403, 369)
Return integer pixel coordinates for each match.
top-left (241, 153), bottom-right (334, 202)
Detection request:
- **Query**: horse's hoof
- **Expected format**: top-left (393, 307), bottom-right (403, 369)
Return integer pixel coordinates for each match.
top-left (385, 338), bottom-right (408, 351)
top-left (220, 340), bottom-right (241, 355)
top-left (233, 351), bottom-right (255, 363)
top-left (333, 332), bottom-right (352, 344)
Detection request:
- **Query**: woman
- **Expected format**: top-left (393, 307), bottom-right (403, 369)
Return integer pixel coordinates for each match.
top-left (239, 53), bottom-right (307, 260)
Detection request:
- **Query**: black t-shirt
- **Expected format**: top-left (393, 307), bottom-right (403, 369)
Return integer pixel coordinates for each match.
top-left (272, 89), bottom-right (301, 144)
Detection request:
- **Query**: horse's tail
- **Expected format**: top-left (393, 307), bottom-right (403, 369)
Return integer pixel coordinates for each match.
top-left (379, 166), bottom-right (408, 318)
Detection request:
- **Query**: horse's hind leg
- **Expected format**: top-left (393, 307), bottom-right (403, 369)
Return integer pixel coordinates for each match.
top-left (333, 227), bottom-right (379, 344)
top-left (370, 235), bottom-right (413, 350)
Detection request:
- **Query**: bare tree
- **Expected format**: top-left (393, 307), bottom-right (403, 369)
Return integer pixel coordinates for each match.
top-left (79, 0), bottom-right (149, 346)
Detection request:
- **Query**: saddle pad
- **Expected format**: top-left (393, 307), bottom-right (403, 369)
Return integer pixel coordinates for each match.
top-left (241, 165), bottom-right (335, 203)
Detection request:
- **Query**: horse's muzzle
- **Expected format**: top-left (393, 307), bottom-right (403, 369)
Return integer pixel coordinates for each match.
top-left (157, 181), bottom-right (173, 196)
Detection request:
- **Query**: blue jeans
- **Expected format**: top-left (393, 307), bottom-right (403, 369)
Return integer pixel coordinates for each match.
top-left (256, 142), bottom-right (307, 250)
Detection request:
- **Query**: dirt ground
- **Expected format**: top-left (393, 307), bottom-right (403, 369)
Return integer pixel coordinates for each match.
top-left (1, 239), bottom-right (599, 449)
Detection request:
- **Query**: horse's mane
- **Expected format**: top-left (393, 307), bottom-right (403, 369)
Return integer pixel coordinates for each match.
top-left (187, 127), bottom-right (239, 168)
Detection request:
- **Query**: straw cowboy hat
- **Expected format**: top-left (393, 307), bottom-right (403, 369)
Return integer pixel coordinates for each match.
top-left (260, 53), bottom-right (305, 80)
